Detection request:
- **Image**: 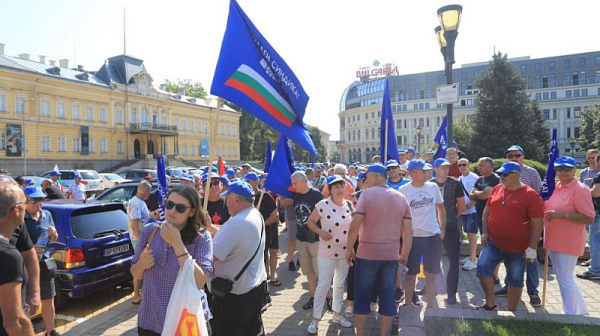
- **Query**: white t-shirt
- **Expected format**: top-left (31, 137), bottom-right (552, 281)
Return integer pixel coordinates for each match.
top-left (398, 182), bottom-right (443, 237)
top-left (459, 172), bottom-right (479, 215)
top-left (212, 207), bottom-right (267, 295)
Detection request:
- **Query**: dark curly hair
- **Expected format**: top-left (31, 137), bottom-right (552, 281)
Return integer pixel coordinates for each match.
top-left (167, 185), bottom-right (206, 245)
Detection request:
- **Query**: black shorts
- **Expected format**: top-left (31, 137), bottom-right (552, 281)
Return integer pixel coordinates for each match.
top-left (265, 224), bottom-right (279, 250)
top-left (41, 278), bottom-right (56, 300)
top-left (407, 235), bottom-right (442, 275)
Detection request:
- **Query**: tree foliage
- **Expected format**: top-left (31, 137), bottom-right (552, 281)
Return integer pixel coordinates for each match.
top-left (578, 105), bottom-right (600, 150)
top-left (162, 79), bottom-right (207, 99)
top-left (471, 52), bottom-right (549, 162)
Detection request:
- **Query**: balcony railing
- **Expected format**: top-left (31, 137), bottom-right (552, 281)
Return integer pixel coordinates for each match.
top-left (128, 122), bottom-right (178, 134)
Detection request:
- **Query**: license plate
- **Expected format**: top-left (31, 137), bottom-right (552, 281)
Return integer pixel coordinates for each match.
top-left (103, 244), bottom-right (130, 257)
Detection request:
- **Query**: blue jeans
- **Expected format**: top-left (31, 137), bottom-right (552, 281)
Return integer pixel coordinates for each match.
top-left (588, 214), bottom-right (600, 275)
top-left (477, 240), bottom-right (526, 288)
top-left (354, 258), bottom-right (397, 317)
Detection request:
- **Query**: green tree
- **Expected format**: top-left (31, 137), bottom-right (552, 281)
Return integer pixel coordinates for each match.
top-left (162, 79), bottom-right (207, 99)
top-left (578, 105), bottom-right (600, 150)
top-left (472, 52), bottom-right (548, 162)
top-left (453, 122), bottom-right (475, 157)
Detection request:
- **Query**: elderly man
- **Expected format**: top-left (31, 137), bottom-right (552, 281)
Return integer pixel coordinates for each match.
top-left (399, 160), bottom-right (446, 308)
top-left (578, 155), bottom-right (600, 280)
top-left (386, 160), bottom-right (409, 191)
top-left (312, 165), bottom-right (327, 192)
top-left (347, 164), bottom-right (412, 336)
top-left (49, 171), bottom-right (63, 194)
top-left (66, 173), bottom-right (86, 201)
top-left (41, 179), bottom-right (64, 200)
top-left (476, 162), bottom-right (544, 311)
top-left (579, 149), bottom-right (599, 188)
top-left (179, 173), bottom-right (195, 188)
top-left (202, 172), bottom-right (230, 226)
top-left (446, 148), bottom-right (461, 178)
top-left (211, 180), bottom-right (267, 336)
top-left (0, 182), bottom-right (36, 336)
top-left (322, 164), bottom-right (355, 199)
top-left (457, 158), bottom-right (479, 271)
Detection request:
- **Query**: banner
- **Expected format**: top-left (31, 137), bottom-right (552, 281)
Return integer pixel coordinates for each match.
top-left (433, 116), bottom-right (448, 160)
top-left (380, 78), bottom-right (399, 162)
top-left (264, 140), bottom-right (272, 173)
top-left (211, 0), bottom-right (317, 156)
top-left (200, 140), bottom-right (209, 157)
top-left (6, 124), bottom-right (22, 157)
top-left (264, 135), bottom-right (296, 198)
top-left (156, 156), bottom-right (169, 221)
top-left (540, 129), bottom-right (559, 200)
top-left (81, 126), bottom-right (89, 155)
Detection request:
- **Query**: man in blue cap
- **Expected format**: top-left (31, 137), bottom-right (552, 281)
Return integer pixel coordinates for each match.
top-left (424, 149), bottom-right (435, 165)
top-left (49, 171), bottom-right (63, 193)
top-left (179, 173), bottom-right (195, 188)
top-left (241, 163), bottom-right (253, 177)
top-left (201, 172), bottom-right (230, 226)
top-left (211, 179), bottom-right (267, 335)
top-left (66, 173), bottom-right (86, 201)
top-left (385, 160), bottom-right (409, 191)
top-left (398, 150), bottom-right (409, 170)
top-left (476, 161), bottom-right (543, 311)
top-left (399, 160), bottom-right (446, 308)
top-left (406, 148), bottom-right (416, 161)
top-left (225, 168), bottom-right (236, 181)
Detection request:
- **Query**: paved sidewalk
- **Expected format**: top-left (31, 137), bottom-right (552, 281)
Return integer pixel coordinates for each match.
top-left (63, 225), bottom-right (600, 336)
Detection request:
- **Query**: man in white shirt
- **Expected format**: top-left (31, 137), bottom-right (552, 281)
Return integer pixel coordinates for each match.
top-left (457, 158), bottom-right (480, 271)
top-left (66, 173), bottom-right (86, 201)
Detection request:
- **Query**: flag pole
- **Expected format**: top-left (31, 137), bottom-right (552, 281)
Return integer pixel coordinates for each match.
top-left (384, 119), bottom-right (389, 162)
top-left (203, 97), bottom-right (222, 213)
top-left (542, 249), bottom-right (549, 313)
top-left (256, 188), bottom-right (266, 209)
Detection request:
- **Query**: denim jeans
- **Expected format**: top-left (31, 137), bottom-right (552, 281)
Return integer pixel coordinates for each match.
top-left (477, 240), bottom-right (526, 288)
top-left (588, 214), bottom-right (600, 275)
top-left (354, 258), bottom-right (398, 317)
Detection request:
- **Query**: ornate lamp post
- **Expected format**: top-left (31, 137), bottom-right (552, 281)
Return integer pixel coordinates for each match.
top-left (416, 125), bottom-right (422, 154)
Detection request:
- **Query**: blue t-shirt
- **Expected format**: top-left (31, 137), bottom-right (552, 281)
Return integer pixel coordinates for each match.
top-left (24, 209), bottom-right (56, 260)
top-left (387, 178), bottom-right (410, 191)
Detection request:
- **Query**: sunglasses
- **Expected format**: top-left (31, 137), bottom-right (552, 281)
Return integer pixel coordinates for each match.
top-left (555, 166), bottom-right (573, 172)
top-left (165, 200), bottom-right (193, 214)
top-left (209, 180), bottom-right (220, 187)
top-left (506, 154), bottom-right (522, 159)
top-left (458, 164), bottom-right (469, 167)
top-left (499, 172), bottom-right (516, 177)
top-left (26, 198), bottom-right (45, 204)
top-left (399, 173), bottom-right (406, 177)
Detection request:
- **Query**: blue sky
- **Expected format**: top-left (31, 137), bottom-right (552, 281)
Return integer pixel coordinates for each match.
top-left (1, 0), bottom-right (599, 139)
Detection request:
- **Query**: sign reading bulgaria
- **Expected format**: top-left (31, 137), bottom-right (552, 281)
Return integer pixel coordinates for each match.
top-left (436, 84), bottom-right (459, 105)
top-left (356, 66), bottom-right (399, 78)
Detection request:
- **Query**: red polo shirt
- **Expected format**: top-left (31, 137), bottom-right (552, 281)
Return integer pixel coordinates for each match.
top-left (486, 184), bottom-right (544, 253)
top-left (448, 162), bottom-right (461, 178)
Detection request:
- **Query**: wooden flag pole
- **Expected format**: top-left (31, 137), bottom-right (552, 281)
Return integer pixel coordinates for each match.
top-left (203, 98), bottom-right (222, 213)
top-left (542, 249), bottom-right (549, 313)
top-left (383, 119), bottom-right (389, 162)
top-left (256, 188), bottom-right (266, 210)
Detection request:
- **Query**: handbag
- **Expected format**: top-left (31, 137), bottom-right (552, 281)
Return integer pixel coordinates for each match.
top-left (211, 217), bottom-right (264, 298)
top-left (40, 258), bottom-right (57, 280)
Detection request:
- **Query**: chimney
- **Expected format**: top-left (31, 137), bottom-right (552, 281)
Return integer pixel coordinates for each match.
top-left (49, 60), bottom-right (56, 66)
top-left (58, 59), bottom-right (69, 68)
top-left (0, 43), bottom-right (5, 56)
top-left (19, 53), bottom-right (30, 60)
top-left (39, 55), bottom-right (46, 64)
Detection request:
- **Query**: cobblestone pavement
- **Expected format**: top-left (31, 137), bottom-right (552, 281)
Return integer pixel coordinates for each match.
top-left (60, 224), bottom-right (600, 336)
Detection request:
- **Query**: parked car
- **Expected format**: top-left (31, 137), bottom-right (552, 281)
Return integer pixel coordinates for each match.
top-left (99, 173), bottom-right (132, 188)
top-left (166, 167), bottom-right (185, 179)
top-left (0, 174), bottom-right (15, 182)
top-left (95, 180), bottom-right (181, 211)
top-left (122, 169), bottom-right (158, 182)
top-left (41, 170), bottom-right (105, 195)
top-left (43, 200), bottom-right (134, 308)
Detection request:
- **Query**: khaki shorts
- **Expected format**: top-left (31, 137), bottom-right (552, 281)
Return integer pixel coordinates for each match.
top-left (297, 240), bottom-right (319, 276)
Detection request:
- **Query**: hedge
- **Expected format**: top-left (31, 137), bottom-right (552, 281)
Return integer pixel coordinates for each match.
top-left (469, 158), bottom-right (547, 179)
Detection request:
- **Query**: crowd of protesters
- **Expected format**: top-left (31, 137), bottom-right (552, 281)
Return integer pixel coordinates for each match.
top-left (1, 142), bottom-right (600, 336)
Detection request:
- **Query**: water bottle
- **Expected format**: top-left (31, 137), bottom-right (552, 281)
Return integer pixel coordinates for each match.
top-left (398, 262), bottom-right (409, 275)
top-left (36, 227), bottom-right (49, 261)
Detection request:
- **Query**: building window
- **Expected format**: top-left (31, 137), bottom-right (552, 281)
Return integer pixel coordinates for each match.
top-left (461, 72), bottom-right (467, 80)
top-left (425, 103), bottom-right (430, 109)
top-left (183, 144), bottom-right (188, 155)
top-left (542, 75), bottom-right (548, 88)
top-left (0, 133), bottom-right (5, 150)
top-left (89, 138), bottom-right (95, 153)
top-left (57, 102), bottom-right (66, 118)
top-left (520, 65), bottom-right (526, 74)
top-left (551, 92), bottom-right (557, 99)
top-left (190, 144), bottom-right (195, 156)
top-left (596, 56), bottom-right (600, 66)
top-left (116, 110), bottom-right (123, 124)
top-left (574, 89), bottom-right (580, 98)
top-left (73, 137), bottom-right (81, 152)
top-left (72, 104), bottom-right (81, 120)
top-left (220, 124), bottom-right (224, 134)
top-left (573, 71), bottom-right (579, 85)
top-left (580, 58), bottom-right (586, 66)
top-left (16, 96), bottom-right (25, 114)
top-left (566, 90), bottom-right (572, 98)
top-left (535, 63), bottom-right (541, 72)
top-left (574, 107), bottom-right (581, 118)
top-left (204, 121), bottom-right (209, 133)
top-left (86, 106), bottom-right (94, 121)
top-left (565, 72), bottom-right (572, 86)
top-left (549, 74), bottom-right (556, 87)
top-left (42, 136), bottom-right (51, 152)
top-left (543, 109), bottom-right (550, 120)
top-left (580, 71), bottom-right (587, 84)
top-left (566, 107), bottom-right (571, 119)
top-left (552, 109), bottom-right (557, 119)
top-left (0, 93), bottom-right (6, 112)
top-left (414, 103), bottom-right (418, 110)
top-left (534, 76), bottom-right (541, 89)
top-left (100, 139), bottom-right (107, 153)
top-left (535, 93), bottom-right (542, 100)
top-left (542, 92), bottom-right (549, 100)
top-left (564, 59), bottom-right (570, 68)
top-left (549, 61), bottom-right (555, 70)
top-left (58, 136), bottom-right (66, 152)
top-left (132, 111), bottom-right (138, 124)
top-left (567, 127), bottom-right (571, 138)
top-left (183, 119), bottom-right (187, 132)
top-left (117, 140), bottom-right (123, 154)
top-left (162, 116), bottom-right (167, 125)
top-left (575, 127), bottom-right (580, 138)
top-left (41, 101), bottom-right (50, 117)
top-left (582, 89), bottom-right (588, 97)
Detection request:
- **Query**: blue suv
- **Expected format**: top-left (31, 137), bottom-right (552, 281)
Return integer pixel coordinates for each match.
top-left (43, 200), bottom-right (134, 308)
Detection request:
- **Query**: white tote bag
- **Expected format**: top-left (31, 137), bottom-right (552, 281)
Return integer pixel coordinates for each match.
top-left (161, 257), bottom-right (209, 336)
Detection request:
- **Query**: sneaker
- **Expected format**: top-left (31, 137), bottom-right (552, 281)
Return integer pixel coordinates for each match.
top-left (326, 296), bottom-right (333, 312)
top-left (394, 287), bottom-right (404, 303)
top-left (412, 292), bottom-right (422, 306)
top-left (494, 286), bottom-right (508, 297)
top-left (288, 261), bottom-right (296, 271)
top-left (307, 320), bottom-right (319, 334)
top-left (370, 302), bottom-right (379, 313)
top-left (462, 259), bottom-right (477, 271)
top-left (473, 303), bottom-right (497, 311)
top-left (460, 256), bottom-right (470, 265)
top-left (331, 315), bottom-right (352, 328)
top-left (576, 271), bottom-right (600, 280)
top-left (445, 296), bottom-right (457, 305)
top-left (344, 305), bottom-right (354, 318)
top-left (529, 293), bottom-right (542, 307)
top-left (416, 287), bottom-right (426, 296)
top-left (303, 297), bottom-right (314, 310)
top-left (493, 276), bottom-right (501, 285)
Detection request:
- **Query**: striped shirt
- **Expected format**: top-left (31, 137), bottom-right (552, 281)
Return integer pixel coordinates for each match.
top-left (520, 165), bottom-right (542, 193)
top-left (133, 222), bottom-right (213, 334)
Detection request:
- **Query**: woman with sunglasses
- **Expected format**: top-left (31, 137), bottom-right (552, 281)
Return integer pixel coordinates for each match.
top-left (131, 186), bottom-right (213, 335)
top-left (543, 156), bottom-right (595, 315)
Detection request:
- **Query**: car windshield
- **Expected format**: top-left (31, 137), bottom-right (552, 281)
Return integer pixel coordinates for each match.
top-left (71, 207), bottom-right (129, 240)
top-left (170, 169), bottom-right (184, 177)
top-left (80, 171), bottom-right (100, 179)
top-left (104, 174), bottom-right (122, 181)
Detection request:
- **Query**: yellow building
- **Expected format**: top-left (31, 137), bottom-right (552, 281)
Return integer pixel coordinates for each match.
top-left (0, 44), bottom-right (240, 175)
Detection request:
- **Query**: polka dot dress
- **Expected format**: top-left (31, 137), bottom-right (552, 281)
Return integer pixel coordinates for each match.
top-left (315, 198), bottom-right (353, 259)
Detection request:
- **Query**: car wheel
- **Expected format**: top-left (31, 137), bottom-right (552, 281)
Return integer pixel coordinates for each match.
top-left (54, 280), bottom-right (68, 310)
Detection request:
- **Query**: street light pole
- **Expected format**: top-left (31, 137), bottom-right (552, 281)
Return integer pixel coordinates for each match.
top-left (416, 126), bottom-right (422, 154)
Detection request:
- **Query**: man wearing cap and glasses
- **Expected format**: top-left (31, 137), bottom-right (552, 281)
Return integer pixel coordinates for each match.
top-left (66, 173), bottom-right (86, 201)
top-left (49, 171), bottom-right (63, 194)
top-left (385, 160), bottom-right (409, 191)
top-left (457, 158), bottom-right (480, 272)
top-left (476, 162), bottom-right (544, 311)
top-left (579, 149), bottom-right (599, 188)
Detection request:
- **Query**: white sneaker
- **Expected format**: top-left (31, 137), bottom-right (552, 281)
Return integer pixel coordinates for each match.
top-left (370, 302), bottom-right (379, 313)
top-left (462, 259), bottom-right (477, 271)
top-left (307, 320), bottom-right (319, 334)
top-left (459, 257), bottom-right (470, 265)
top-left (331, 315), bottom-right (352, 328)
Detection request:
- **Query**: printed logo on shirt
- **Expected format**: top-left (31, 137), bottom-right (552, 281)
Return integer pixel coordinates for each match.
top-left (408, 191), bottom-right (435, 211)
top-left (295, 203), bottom-right (312, 226)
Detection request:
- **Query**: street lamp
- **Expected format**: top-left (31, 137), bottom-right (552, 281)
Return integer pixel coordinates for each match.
top-left (435, 4), bottom-right (463, 150)
top-left (569, 138), bottom-right (577, 154)
top-left (416, 125), bottom-right (422, 154)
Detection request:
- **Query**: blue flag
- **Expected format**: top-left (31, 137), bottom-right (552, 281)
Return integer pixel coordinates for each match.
top-left (264, 135), bottom-right (296, 198)
top-left (433, 116), bottom-right (448, 160)
top-left (264, 140), bottom-right (272, 173)
top-left (379, 79), bottom-right (399, 163)
top-left (156, 155), bottom-right (169, 221)
top-left (540, 129), bottom-right (559, 200)
top-left (211, 0), bottom-right (317, 156)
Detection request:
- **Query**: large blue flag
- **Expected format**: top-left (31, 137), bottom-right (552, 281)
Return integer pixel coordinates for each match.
top-left (264, 140), bottom-right (272, 173)
top-left (540, 129), bottom-right (559, 200)
top-left (156, 156), bottom-right (169, 221)
top-left (211, 0), bottom-right (317, 156)
top-left (379, 79), bottom-right (399, 163)
top-left (433, 116), bottom-right (448, 160)
top-left (264, 135), bottom-right (296, 198)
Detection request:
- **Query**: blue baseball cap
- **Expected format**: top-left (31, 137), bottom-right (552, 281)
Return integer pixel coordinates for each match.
top-left (24, 186), bottom-right (46, 198)
top-left (73, 172), bottom-right (82, 179)
top-left (225, 168), bottom-right (236, 178)
top-left (496, 161), bottom-right (522, 174)
top-left (452, 141), bottom-right (458, 147)
top-left (505, 145), bottom-right (525, 154)
top-left (49, 171), bottom-right (61, 176)
top-left (398, 149), bottom-right (406, 155)
top-left (202, 172), bottom-right (220, 181)
top-left (357, 172), bottom-right (365, 180)
top-left (425, 149), bottom-right (435, 154)
top-left (433, 158), bottom-right (451, 168)
top-left (407, 147), bottom-right (415, 154)
top-left (327, 174), bottom-right (345, 185)
top-left (385, 159), bottom-right (400, 168)
top-left (366, 163), bottom-right (387, 175)
top-left (554, 156), bottom-right (576, 168)
top-left (241, 163), bottom-right (252, 168)
top-left (220, 179), bottom-right (255, 198)
top-left (180, 174), bottom-right (194, 182)
top-left (244, 172), bottom-right (260, 181)
top-left (408, 159), bottom-right (432, 171)
top-left (203, 166), bottom-right (218, 174)
top-left (220, 176), bottom-right (231, 187)
top-left (24, 179), bottom-right (35, 186)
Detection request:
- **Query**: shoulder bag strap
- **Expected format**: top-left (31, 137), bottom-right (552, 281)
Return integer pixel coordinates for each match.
top-left (458, 176), bottom-right (469, 195)
top-left (233, 215), bottom-right (264, 281)
top-left (144, 223), bottom-right (161, 250)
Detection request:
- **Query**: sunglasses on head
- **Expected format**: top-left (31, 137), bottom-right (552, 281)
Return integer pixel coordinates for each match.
top-left (165, 200), bottom-right (193, 214)
top-left (458, 163), bottom-right (469, 167)
top-left (506, 154), bottom-right (522, 159)
top-left (555, 166), bottom-right (573, 173)
top-left (26, 198), bottom-right (45, 204)
top-left (499, 172), bottom-right (516, 177)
